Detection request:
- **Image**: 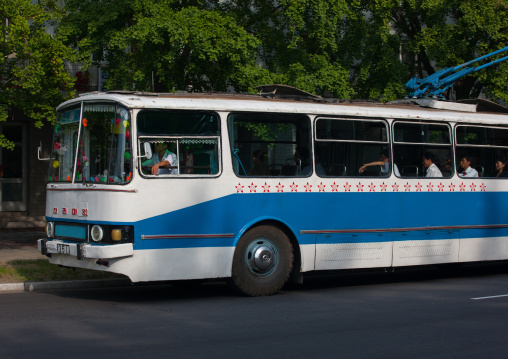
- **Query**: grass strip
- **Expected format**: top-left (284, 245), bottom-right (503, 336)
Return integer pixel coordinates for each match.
top-left (0, 259), bottom-right (124, 283)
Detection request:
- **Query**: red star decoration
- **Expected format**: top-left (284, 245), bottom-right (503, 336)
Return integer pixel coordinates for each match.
top-left (331, 182), bottom-right (339, 192)
top-left (448, 183), bottom-right (455, 192)
top-left (249, 182), bottom-right (257, 193)
top-left (356, 182), bottom-right (364, 192)
top-left (427, 183), bottom-right (433, 191)
top-left (415, 183), bottom-right (422, 192)
top-left (344, 182), bottom-right (351, 192)
top-left (480, 183), bottom-right (486, 192)
top-left (304, 182), bottom-right (312, 192)
top-left (276, 182), bottom-right (284, 192)
top-left (438, 182), bottom-right (444, 192)
top-left (380, 182), bottom-right (387, 191)
top-left (262, 182), bottom-right (270, 193)
top-left (290, 182), bottom-right (298, 192)
top-left (459, 182), bottom-right (466, 191)
top-left (236, 183), bottom-right (244, 193)
top-left (392, 183), bottom-right (399, 192)
top-left (404, 182), bottom-right (411, 191)
top-left (369, 183), bottom-right (376, 192)
top-left (318, 182), bottom-right (326, 192)
top-left (470, 183), bottom-right (476, 192)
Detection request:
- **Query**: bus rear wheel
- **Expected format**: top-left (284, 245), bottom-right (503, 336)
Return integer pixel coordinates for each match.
top-left (230, 225), bottom-right (293, 296)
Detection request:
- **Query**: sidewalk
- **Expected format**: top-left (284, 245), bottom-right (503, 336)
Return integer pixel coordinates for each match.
top-left (0, 231), bottom-right (45, 264)
top-left (0, 231), bottom-right (130, 292)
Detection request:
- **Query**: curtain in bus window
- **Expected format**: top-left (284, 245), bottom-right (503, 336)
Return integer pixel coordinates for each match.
top-left (136, 110), bottom-right (220, 176)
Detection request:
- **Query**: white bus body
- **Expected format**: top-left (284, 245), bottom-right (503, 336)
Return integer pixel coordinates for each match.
top-left (39, 92), bottom-right (508, 295)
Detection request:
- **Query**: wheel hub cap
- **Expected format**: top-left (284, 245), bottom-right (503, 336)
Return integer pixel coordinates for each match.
top-left (245, 238), bottom-right (279, 276)
top-left (254, 246), bottom-right (273, 270)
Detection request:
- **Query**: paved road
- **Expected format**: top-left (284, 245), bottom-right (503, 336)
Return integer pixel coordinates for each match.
top-left (1, 263), bottom-right (508, 359)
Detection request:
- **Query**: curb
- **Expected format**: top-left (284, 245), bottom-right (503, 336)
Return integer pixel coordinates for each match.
top-left (0, 278), bottom-right (131, 293)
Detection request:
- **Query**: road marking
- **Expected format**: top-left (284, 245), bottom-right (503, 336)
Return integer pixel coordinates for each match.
top-left (471, 294), bottom-right (508, 300)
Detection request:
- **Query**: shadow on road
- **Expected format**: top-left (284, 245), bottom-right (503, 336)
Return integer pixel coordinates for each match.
top-left (43, 261), bottom-right (508, 302)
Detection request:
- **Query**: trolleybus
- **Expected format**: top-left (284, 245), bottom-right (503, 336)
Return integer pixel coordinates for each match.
top-left (39, 88), bottom-right (508, 295)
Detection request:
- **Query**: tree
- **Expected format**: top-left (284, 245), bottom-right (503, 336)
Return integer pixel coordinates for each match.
top-left (0, 0), bottom-right (78, 149)
top-left (59, 0), bottom-right (508, 102)
top-left (59, 0), bottom-right (355, 98)
top-left (59, 0), bottom-right (264, 93)
top-left (218, 0), bottom-right (356, 98)
top-left (360, 0), bottom-right (508, 101)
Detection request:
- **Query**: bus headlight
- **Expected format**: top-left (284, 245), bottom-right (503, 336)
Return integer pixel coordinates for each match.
top-left (91, 225), bottom-right (104, 242)
top-left (46, 222), bottom-right (54, 238)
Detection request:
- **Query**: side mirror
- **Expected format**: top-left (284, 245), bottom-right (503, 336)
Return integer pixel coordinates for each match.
top-left (143, 142), bottom-right (152, 160)
top-left (37, 141), bottom-right (50, 161)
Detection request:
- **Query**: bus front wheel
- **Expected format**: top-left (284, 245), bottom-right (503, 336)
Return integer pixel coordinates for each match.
top-left (230, 225), bottom-right (294, 296)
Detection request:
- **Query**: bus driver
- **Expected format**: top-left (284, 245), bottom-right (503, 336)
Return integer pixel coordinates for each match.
top-left (146, 142), bottom-right (178, 175)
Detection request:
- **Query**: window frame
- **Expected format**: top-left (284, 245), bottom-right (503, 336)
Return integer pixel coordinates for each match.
top-left (136, 109), bottom-right (222, 179)
top-left (455, 124), bottom-right (508, 148)
top-left (314, 116), bottom-right (391, 178)
top-left (392, 120), bottom-right (453, 179)
top-left (228, 112), bottom-right (312, 178)
top-left (393, 121), bottom-right (452, 146)
top-left (455, 123), bottom-right (508, 178)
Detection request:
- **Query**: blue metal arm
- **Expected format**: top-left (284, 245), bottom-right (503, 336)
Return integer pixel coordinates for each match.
top-left (406, 46), bottom-right (508, 98)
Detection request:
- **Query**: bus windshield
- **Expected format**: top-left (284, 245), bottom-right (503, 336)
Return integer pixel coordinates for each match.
top-left (49, 103), bottom-right (132, 184)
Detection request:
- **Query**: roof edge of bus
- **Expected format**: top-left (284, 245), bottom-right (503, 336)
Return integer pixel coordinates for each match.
top-left (69, 87), bottom-right (508, 115)
top-left (391, 98), bottom-right (508, 114)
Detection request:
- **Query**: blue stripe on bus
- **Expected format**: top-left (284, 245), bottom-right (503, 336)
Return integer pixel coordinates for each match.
top-left (133, 191), bottom-right (508, 249)
top-left (47, 192), bottom-right (508, 250)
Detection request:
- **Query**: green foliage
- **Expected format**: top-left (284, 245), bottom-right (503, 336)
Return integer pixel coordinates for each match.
top-left (54, 0), bottom-right (508, 104)
top-left (60, 0), bottom-right (262, 92)
top-left (0, 0), bottom-right (78, 148)
top-left (220, 0), bottom-right (355, 98)
top-left (2, 0), bottom-right (507, 154)
top-left (360, 0), bottom-right (508, 101)
top-left (238, 121), bottom-right (291, 143)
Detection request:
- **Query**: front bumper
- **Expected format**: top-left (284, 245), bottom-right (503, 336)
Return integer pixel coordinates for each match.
top-left (38, 239), bottom-right (134, 260)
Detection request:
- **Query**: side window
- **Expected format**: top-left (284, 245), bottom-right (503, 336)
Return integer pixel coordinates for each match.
top-left (315, 117), bottom-right (390, 177)
top-left (456, 125), bottom-right (508, 178)
top-left (137, 110), bottom-right (220, 176)
top-left (393, 122), bottom-right (452, 178)
top-left (228, 113), bottom-right (311, 177)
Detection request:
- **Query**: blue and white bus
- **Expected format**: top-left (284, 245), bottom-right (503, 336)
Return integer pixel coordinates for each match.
top-left (39, 88), bottom-right (508, 296)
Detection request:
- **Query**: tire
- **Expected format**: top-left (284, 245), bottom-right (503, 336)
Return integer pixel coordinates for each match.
top-left (230, 225), bottom-right (294, 296)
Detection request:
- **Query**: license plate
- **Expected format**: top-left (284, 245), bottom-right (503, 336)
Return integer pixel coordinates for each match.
top-left (57, 244), bottom-right (70, 255)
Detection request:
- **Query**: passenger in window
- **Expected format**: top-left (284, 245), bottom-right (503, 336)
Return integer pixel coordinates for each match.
top-left (445, 158), bottom-right (452, 173)
top-left (146, 142), bottom-right (177, 175)
top-left (458, 155), bottom-right (478, 177)
top-left (422, 152), bottom-right (443, 177)
top-left (248, 150), bottom-right (270, 176)
top-left (294, 147), bottom-right (311, 175)
top-left (359, 150), bottom-right (400, 176)
top-left (495, 156), bottom-right (508, 177)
